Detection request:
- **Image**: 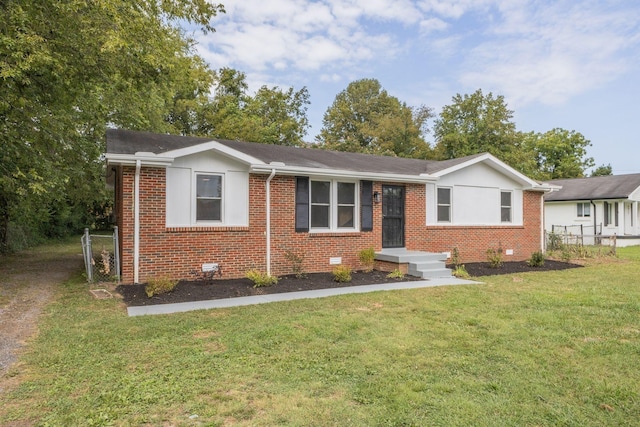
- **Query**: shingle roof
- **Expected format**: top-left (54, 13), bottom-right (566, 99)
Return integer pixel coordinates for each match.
top-left (544, 174), bottom-right (640, 201)
top-left (106, 129), bottom-right (483, 176)
top-left (106, 129), bottom-right (211, 155)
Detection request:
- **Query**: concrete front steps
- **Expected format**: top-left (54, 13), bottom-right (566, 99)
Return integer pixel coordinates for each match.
top-left (375, 248), bottom-right (452, 279)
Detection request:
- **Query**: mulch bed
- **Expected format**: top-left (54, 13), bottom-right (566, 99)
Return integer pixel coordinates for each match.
top-left (460, 259), bottom-right (582, 277)
top-left (117, 260), bottom-right (582, 307)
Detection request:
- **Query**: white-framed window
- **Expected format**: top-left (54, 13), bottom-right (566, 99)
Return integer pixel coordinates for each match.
top-left (577, 202), bottom-right (591, 218)
top-left (437, 187), bottom-right (452, 223)
top-left (310, 180), bottom-right (357, 230)
top-left (195, 173), bottom-right (222, 222)
top-left (500, 190), bottom-right (512, 223)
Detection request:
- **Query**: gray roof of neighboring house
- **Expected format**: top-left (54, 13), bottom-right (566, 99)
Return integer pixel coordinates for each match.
top-left (544, 174), bottom-right (640, 201)
top-left (106, 129), bottom-right (481, 176)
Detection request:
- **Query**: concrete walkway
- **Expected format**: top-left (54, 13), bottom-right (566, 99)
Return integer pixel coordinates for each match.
top-left (127, 277), bottom-right (480, 317)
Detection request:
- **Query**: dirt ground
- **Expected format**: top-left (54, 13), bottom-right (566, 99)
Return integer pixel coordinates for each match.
top-left (0, 246), bottom-right (83, 394)
top-left (118, 260), bottom-right (581, 307)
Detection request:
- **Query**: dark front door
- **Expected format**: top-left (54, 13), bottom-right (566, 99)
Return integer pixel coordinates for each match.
top-left (382, 185), bottom-right (405, 248)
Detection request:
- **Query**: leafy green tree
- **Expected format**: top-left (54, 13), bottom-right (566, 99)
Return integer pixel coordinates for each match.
top-left (0, 0), bottom-right (223, 251)
top-left (190, 68), bottom-right (310, 146)
top-left (527, 128), bottom-right (594, 180)
top-left (431, 89), bottom-right (596, 180)
top-left (591, 164), bottom-right (613, 177)
top-left (432, 89), bottom-right (522, 162)
top-left (316, 78), bottom-right (433, 158)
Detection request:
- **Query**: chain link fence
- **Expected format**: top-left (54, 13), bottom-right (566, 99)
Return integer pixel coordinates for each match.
top-left (81, 227), bottom-right (120, 283)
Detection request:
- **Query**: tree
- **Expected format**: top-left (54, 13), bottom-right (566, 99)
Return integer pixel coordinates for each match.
top-left (187, 68), bottom-right (310, 146)
top-left (431, 90), bottom-right (596, 180)
top-left (528, 128), bottom-right (594, 180)
top-left (0, 0), bottom-right (223, 251)
top-left (591, 164), bottom-right (613, 177)
top-left (432, 89), bottom-right (523, 163)
top-left (316, 79), bottom-right (433, 158)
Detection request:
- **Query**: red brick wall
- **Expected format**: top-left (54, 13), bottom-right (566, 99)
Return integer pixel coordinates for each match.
top-left (118, 168), bottom-right (543, 283)
top-left (415, 190), bottom-right (542, 263)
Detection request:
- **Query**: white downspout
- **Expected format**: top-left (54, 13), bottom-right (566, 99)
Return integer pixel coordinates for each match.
top-left (134, 160), bottom-right (141, 284)
top-left (540, 193), bottom-right (545, 251)
top-left (265, 169), bottom-right (276, 275)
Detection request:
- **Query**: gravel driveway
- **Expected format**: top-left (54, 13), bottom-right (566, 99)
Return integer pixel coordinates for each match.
top-left (0, 245), bottom-right (83, 393)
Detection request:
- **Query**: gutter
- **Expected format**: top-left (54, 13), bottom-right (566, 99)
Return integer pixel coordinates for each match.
top-left (265, 169), bottom-right (276, 276)
top-left (250, 164), bottom-right (437, 183)
top-left (134, 160), bottom-right (141, 284)
top-left (541, 195), bottom-right (545, 251)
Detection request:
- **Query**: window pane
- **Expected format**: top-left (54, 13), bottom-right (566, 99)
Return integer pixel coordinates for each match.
top-left (197, 199), bottom-right (221, 221)
top-left (337, 182), bottom-right (355, 204)
top-left (583, 203), bottom-right (590, 216)
top-left (501, 207), bottom-right (511, 222)
top-left (311, 181), bottom-right (330, 204)
top-left (437, 205), bottom-right (450, 222)
top-left (501, 191), bottom-right (511, 207)
top-left (577, 203), bottom-right (583, 216)
top-left (437, 188), bottom-right (450, 205)
top-left (197, 175), bottom-right (221, 198)
top-left (311, 205), bottom-right (329, 228)
top-left (337, 206), bottom-right (354, 228)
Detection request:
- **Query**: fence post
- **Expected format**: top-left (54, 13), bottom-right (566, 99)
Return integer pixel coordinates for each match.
top-left (82, 228), bottom-right (93, 283)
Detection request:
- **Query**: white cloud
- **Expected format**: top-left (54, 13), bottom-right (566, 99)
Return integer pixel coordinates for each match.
top-left (417, 0), bottom-right (493, 19)
top-left (454, 1), bottom-right (640, 106)
top-left (419, 17), bottom-right (448, 34)
top-left (197, 0), bottom-right (413, 85)
top-left (194, 0), bottom-right (640, 112)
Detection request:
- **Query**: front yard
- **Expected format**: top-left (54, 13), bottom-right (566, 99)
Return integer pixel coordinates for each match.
top-left (1, 244), bottom-right (639, 426)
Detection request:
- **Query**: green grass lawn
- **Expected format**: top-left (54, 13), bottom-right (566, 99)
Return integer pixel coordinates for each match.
top-left (1, 245), bottom-right (639, 426)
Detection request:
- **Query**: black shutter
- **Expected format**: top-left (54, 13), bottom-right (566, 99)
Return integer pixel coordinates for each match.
top-left (295, 177), bottom-right (309, 232)
top-left (604, 201), bottom-right (609, 225)
top-left (615, 202), bottom-right (619, 227)
top-left (361, 181), bottom-right (373, 232)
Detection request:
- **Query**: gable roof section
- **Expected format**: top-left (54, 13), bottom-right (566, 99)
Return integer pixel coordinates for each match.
top-left (544, 174), bottom-right (640, 201)
top-left (105, 129), bottom-right (552, 190)
top-left (427, 152), bottom-right (551, 190)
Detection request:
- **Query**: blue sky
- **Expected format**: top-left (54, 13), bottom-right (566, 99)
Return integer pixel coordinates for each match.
top-left (192, 0), bottom-right (640, 174)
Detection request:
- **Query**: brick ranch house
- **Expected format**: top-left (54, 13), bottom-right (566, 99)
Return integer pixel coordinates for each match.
top-left (106, 129), bottom-right (556, 284)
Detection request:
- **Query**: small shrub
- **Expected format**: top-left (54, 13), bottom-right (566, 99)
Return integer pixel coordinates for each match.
top-left (452, 265), bottom-right (470, 278)
top-left (333, 265), bottom-right (352, 283)
top-left (245, 270), bottom-right (278, 288)
top-left (284, 248), bottom-right (306, 278)
top-left (358, 247), bottom-right (375, 272)
top-left (386, 269), bottom-right (404, 279)
top-left (547, 232), bottom-right (564, 251)
top-left (486, 247), bottom-right (503, 268)
top-left (528, 251), bottom-right (545, 267)
top-left (451, 247), bottom-right (462, 268)
top-left (145, 276), bottom-right (179, 298)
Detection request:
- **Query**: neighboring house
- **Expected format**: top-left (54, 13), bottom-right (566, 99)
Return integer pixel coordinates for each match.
top-left (544, 174), bottom-right (640, 247)
top-left (106, 129), bottom-right (555, 283)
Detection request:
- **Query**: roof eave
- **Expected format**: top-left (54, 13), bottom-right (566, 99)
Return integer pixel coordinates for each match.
top-left (105, 152), bottom-right (174, 167)
top-left (251, 164), bottom-right (437, 183)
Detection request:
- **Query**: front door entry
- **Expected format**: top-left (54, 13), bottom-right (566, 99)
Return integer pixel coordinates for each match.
top-left (382, 185), bottom-right (405, 248)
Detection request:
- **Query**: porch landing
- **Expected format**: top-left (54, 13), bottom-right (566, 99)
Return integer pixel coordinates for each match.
top-left (375, 248), bottom-right (452, 279)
